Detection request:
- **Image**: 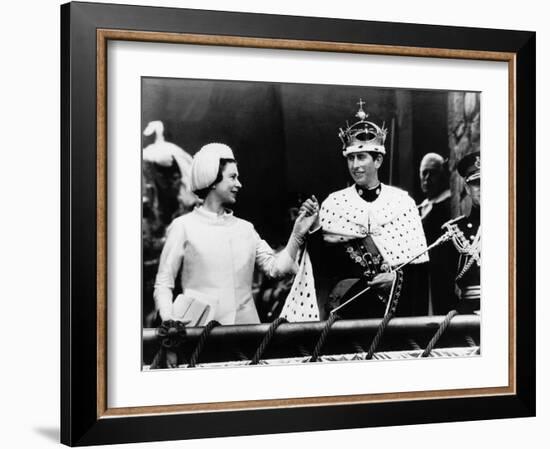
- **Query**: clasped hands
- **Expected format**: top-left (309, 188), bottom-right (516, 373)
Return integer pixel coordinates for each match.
top-left (298, 195), bottom-right (396, 290)
top-left (292, 195), bottom-right (320, 238)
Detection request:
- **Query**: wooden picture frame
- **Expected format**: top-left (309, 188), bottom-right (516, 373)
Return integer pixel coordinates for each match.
top-left (61, 1), bottom-right (535, 445)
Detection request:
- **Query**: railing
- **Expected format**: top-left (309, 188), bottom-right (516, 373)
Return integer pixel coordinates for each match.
top-left (142, 314), bottom-right (480, 368)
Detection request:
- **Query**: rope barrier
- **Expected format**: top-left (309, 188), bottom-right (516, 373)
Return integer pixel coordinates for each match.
top-left (366, 270), bottom-right (403, 359)
top-left (310, 313), bottom-right (340, 362)
top-left (421, 310), bottom-right (459, 357)
top-left (187, 320), bottom-right (221, 368)
top-left (465, 335), bottom-right (477, 348)
top-left (148, 306), bottom-right (479, 367)
top-left (366, 311), bottom-right (394, 359)
top-left (150, 320), bottom-right (187, 369)
top-left (249, 317), bottom-right (288, 365)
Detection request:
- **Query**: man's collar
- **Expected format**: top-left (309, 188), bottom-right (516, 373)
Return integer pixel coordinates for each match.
top-left (419, 188), bottom-right (450, 207)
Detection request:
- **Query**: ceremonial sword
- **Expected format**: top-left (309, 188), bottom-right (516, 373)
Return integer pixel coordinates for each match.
top-left (330, 215), bottom-right (466, 316)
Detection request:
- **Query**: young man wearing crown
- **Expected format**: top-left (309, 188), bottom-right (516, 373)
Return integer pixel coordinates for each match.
top-left (298, 100), bottom-right (429, 319)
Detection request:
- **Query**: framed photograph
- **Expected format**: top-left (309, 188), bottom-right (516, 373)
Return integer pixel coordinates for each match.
top-left (61, 1), bottom-right (535, 446)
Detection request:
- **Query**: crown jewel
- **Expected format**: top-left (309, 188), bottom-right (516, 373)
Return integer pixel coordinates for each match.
top-left (338, 99), bottom-right (387, 155)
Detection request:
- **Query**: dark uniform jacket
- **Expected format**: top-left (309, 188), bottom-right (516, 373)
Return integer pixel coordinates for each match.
top-left (451, 206), bottom-right (480, 314)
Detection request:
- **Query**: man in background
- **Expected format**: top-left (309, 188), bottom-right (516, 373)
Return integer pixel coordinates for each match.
top-left (417, 153), bottom-right (457, 315)
top-left (451, 151), bottom-right (481, 314)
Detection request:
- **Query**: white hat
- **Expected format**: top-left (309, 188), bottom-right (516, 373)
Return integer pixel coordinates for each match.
top-left (190, 143), bottom-right (235, 191)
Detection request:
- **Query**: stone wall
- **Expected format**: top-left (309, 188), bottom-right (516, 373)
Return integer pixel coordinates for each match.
top-left (447, 92), bottom-right (481, 217)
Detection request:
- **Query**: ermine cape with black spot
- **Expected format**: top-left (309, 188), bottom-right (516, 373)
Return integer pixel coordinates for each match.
top-left (280, 184), bottom-right (427, 323)
top-left (280, 248), bottom-right (320, 322)
top-left (320, 184), bottom-right (428, 266)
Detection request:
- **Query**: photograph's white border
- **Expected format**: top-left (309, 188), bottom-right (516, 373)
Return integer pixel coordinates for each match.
top-left (107, 40), bottom-right (509, 408)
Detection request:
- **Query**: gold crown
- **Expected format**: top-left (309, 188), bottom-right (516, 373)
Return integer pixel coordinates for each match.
top-left (338, 99), bottom-right (387, 155)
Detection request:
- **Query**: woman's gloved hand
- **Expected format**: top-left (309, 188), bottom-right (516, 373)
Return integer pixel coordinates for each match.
top-left (292, 195), bottom-right (320, 238)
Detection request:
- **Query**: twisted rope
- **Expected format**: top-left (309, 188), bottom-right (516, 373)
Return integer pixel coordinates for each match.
top-left (421, 310), bottom-right (459, 357)
top-left (150, 320), bottom-right (187, 369)
top-left (249, 317), bottom-right (288, 365)
top-left (187, 320), bottom-right (221, 368)
top-left (310, 313), bottom-right (340, 362)
top-left (366, 270), bottom-right (404, 359)
top-left (465, 335), bottom-right (477, 348)
top-left (366, 311), bottom-right (394, 359)
top-left (456, 255), bottom-right (478, 280)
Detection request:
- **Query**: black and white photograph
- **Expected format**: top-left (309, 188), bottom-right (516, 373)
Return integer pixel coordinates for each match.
top-left (141, 78), bottom-right (482, 368)
top-left (50, 0), bottom-right (538, 447)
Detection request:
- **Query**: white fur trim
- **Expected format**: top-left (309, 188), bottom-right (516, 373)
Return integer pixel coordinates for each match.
top-left (319, 185), bottom-right (429, 266)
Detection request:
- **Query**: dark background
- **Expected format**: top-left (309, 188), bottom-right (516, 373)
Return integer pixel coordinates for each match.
top-left (142, 78), bottom-right (451, 246)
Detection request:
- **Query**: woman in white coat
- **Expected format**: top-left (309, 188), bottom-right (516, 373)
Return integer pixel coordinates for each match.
top-left (153, 143), bottom-right (318, 325)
